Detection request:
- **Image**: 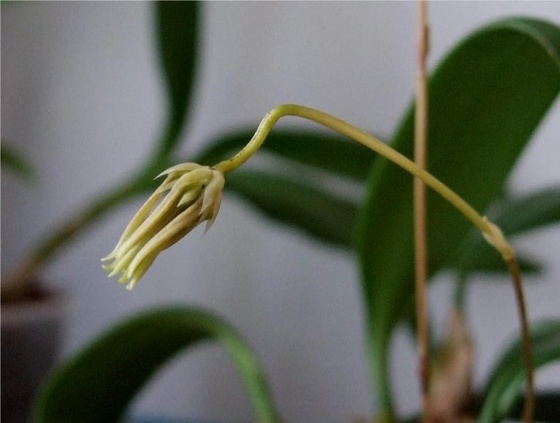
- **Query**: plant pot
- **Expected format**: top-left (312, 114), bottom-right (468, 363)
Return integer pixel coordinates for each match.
top-left (1, 287), bottom-right (67, 423)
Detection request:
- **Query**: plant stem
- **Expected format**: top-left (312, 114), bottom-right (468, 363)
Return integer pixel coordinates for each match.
top-left (214, 103), bottom-right (534, 421)
top-left (215, 104), bottom-right (493, 237)
top-left (414, 0), bottom-right (431, 419)
top-left (507, 256), bottom-right (535, 423)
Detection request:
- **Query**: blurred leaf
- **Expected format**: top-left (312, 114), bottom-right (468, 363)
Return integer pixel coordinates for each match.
top-left (479, 320), bottom-right (560, 423)
top-left (227, 169), bottom-right (358, 247)
top-left (461, 253), bottom-right (542, 275)
top-left (355, 17), bottom-right (560, 413)
top-left (492, 186), bottom-right (560, 234)
top-left (33, 306), bottom-right (280, 423)
top-left (1, 143), bottom-right (37, 181)
top-left (153, 1), bottom-right (200, 157)
top-left (196, 128), bottom-right (377, 182)
top-left (458, 186), bottom-right (560, 274)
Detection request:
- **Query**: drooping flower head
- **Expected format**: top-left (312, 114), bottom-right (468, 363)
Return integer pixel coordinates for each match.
top-left (102, 163), bottom-right (225, 289)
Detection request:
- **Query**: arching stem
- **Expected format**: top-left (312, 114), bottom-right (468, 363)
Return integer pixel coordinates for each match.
top-left (214, 103), bottom-right (534, 422)
top-left (216, 104), bottom-right (494, 238)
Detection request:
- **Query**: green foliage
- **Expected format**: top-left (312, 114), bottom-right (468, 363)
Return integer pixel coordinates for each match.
top-left (1, 143), bottom-right (37, 182)
top-left (355, 17), bottom-right (560, 414)
top-left (227, 169), bottom-right (358, 246)
top-left (32, 7), bottom-right (560, 423)
top-left (152, 1), bottom-right (200, 159)
top-left (2, 2), bottom-right (200, 294)
top-left (458, 186), bottom-right (560, 275)
top-left (33, 306), bottom-right (280, 423)
top-left (479, 320), bottom-right (560, 423)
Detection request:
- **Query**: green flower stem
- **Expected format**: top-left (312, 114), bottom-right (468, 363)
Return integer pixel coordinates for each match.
top-left (215, 104), bottom-right (533, 421)
top-left (215, 104), bottom-right (502, 250)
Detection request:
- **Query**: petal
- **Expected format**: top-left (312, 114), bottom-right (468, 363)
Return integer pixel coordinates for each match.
top-left (116, 187), bottom-right (184, 255)
top-left (177, 186), bottom-right (202, 207)
top-left (200, 170), bottom-right (225, 214)
top-left (113, 188), bottom-right (166, 248)
top-left (155, 162), bottom-right (202, 179)
top-left (125, 201), bottom-right (201, 280)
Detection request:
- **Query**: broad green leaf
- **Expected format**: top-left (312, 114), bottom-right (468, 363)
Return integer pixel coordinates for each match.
top-left (33, 306), bottom-right (280, 423)
top-left (227, 170), bottom-right (358, 247)
top-left (458, 186), bottom-right (560, 274)
top-left (356, 18), bottom-right (560, 414)
top-left (153, 2), bottom-right (199, 158)
top-left (1, 143), bottom-right (37, 182)
top-left (195, 128), bottom-right (377, 182)
top-left (479, 320), bottom-right (560, 423)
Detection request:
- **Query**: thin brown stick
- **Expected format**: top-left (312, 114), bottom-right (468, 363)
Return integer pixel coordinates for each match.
top-left (414, 0), bottom-right (431, 421)
top-left (506, 257), bottom-right (535, 423)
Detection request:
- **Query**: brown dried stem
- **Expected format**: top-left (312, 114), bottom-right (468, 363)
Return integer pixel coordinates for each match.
top-left (507, 256), bottom-right (535, 423)
top-left (414, 0), bottom-right (431, 420)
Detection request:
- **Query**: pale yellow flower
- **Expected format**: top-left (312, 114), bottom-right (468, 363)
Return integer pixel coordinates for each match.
top-left (102, 163), bottom-right (225, 289)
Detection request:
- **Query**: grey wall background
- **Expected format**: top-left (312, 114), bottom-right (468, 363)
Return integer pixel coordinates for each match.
top-left (2, 2), bottom-right (559, 422)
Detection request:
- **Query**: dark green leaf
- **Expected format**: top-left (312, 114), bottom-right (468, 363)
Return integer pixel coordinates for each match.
top-left (227, 170), bottom-right (358, 247)
top-left (196, 128), bottom-right (377, 182)
top-left (492, 187), bottom-right (560, 234)
top-left (33, 306), bottom-right (280, 423)
top-left (479, 320), bottom-right (560, 423)
top-left (461, 252), bottom-right (542, 275)
top-left (1, 143), bottom-right (37, 181)
top-left (153, 1), bottom-right (200, 157)
top-left (356, 18), bottom-right (560, 413)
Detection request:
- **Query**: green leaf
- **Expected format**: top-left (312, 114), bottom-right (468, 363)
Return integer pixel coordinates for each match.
top-left (1, 143), bottom-right (37, 182)
top-left (33, 306), bottom-right (280, 423)
top-left (461, 253), bottom-right (542, 275)
top-left (458, 186), bottom-right (560, 274)
top-left (227, 170), bottom-right (358, 247)
top-left (196, 128), bottom-right (377, 182)
top-left (355, 17), bottom-right (560, 414)
top-left (479, 320), bottom-right (560, 423)
top-left (492, 187), bottom-right (560, 234)
top-left (153, 1), bottom-right (200, 158)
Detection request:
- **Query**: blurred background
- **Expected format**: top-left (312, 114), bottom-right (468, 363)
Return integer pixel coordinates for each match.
top-left (2, 2), bottom-right (559, 422)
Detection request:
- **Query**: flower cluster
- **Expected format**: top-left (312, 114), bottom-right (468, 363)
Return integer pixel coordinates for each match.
top-left (102, 163), bottom-right (225, 289)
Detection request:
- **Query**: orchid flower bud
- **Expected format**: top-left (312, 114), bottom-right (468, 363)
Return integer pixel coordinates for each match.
top-left (102, 163), bottom-right (225, 290)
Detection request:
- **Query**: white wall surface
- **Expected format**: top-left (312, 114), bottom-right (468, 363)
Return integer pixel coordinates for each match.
top-left (2, 2), bottom-right (559, 422)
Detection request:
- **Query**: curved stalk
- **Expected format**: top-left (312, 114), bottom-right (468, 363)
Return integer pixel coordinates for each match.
top-left (216, 105), bottom-right (496, 240)
top-left (214, 103), bottom-right (534, 423)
